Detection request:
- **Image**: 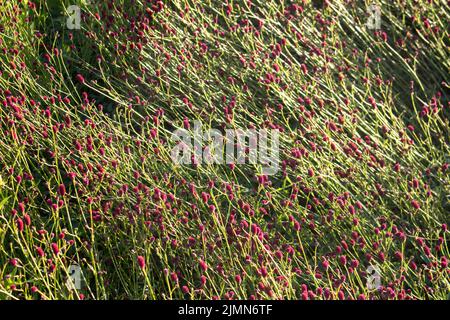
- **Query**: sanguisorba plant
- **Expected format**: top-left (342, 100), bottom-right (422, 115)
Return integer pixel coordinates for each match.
top-left (0, 0), bottom-right (448, 299)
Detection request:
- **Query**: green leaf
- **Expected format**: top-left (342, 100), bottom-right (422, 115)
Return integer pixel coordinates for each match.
top-left (0, 196), bottom-right (10, 211)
